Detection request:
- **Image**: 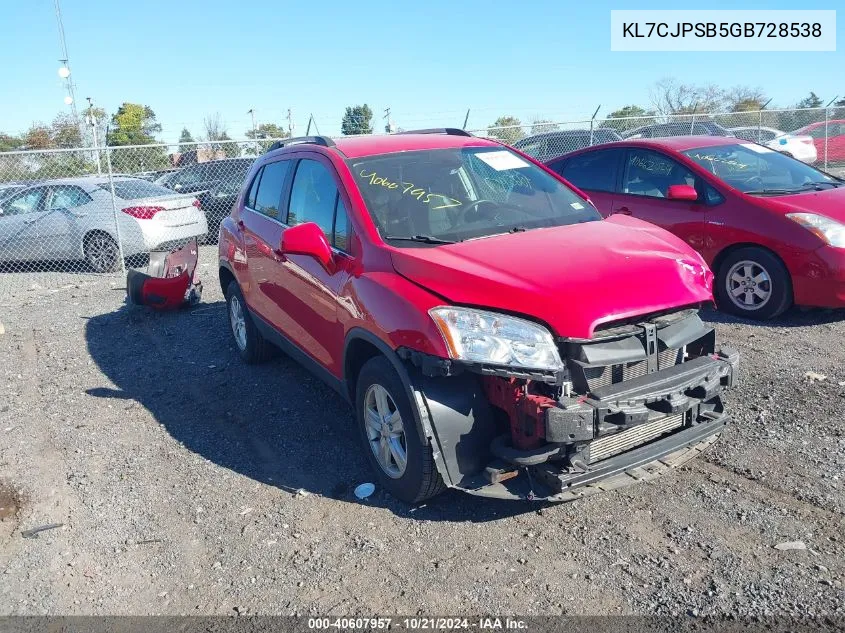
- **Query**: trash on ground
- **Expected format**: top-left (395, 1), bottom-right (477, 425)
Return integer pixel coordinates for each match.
top-left (20, 523), bottom-right (64, 539)
top-left (804, 371), bottom-right (827, 382)
top-left (296, 488), bottom-right (309, 497)
top-left (354, 483), bottom-right (375, 499)
top-left (774, 540), bottom-right (807, 551)
top-left (0, 321), bottom-right (5, 335)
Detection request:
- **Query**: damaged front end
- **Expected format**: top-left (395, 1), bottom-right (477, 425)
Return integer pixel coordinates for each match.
top-left (127, 239), bottom-right (203, 310)
top-left (402, 308), bottom-right (738, 502)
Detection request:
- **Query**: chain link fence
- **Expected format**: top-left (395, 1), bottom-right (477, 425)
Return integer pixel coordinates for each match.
top-left (1, 107), bottom-right (844, 295)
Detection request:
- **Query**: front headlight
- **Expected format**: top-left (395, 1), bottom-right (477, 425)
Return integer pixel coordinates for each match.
top-left (429, 307), bottom-right (563, 371)
top-left (787, 213), bottom-right (845, 248)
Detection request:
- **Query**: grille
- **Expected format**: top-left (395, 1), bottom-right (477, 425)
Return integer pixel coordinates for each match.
top-left (589, 413), bottom-right (685, 463)
top-left (582, 348), bottom-right (681, 392)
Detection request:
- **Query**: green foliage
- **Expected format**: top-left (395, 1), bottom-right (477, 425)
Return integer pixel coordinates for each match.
top-left (106, 103), bottom-right (162, 146)
top-left (106, 103), bottom-right (168, 172)
top-left (51, 113), bottom-right (82, 148)
top-left (341, 104), bottom-right (374, 135)
top-left (178, 128), bottom-right (194, 153)
top-left (246, 123), bottom-right (290, 153)
top-left (23, 124), bottom-right (53, 149)
top-left (795, 92), bottom-right (823, 109)
top-left (604, 105), bottom-right (656, 133)
top-left (0, 134), bottom-right (22, 152)
top-left (488, 116), bottom-right (524, 144)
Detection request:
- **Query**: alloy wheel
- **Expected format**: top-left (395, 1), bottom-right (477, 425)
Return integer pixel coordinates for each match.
top-left (725, 260), bottom-right (772, 311)
top-left (363, 384), bottom-right (407, 478)
top-left (229, 295), bottom-right (247, 351)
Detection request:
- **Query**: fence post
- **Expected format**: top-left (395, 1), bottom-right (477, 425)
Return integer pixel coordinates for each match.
top-left (103, 145), bottom-right (127, 275)
top-left (589, 105), bottom-right (601, 146)
top-left (757, 110), bottom-right (763, 144)
top-left (824, 107), bottom-right (830, 171)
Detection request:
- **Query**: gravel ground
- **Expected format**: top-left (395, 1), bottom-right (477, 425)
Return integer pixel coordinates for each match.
top-left (0, 245), bottom-right (843, 617)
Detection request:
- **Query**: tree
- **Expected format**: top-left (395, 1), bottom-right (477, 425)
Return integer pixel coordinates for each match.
top-left (246, 122), bottom-right (289, 153)
top-left (649, 78), bottom-right (724, 115)
top-left (178, 128), bottom-right (194, 153)
top-left (725, 86), bottom-right (768, 112)
top-left (106, 103), bottom-right (168, 172)
top-left (795, 92), bottom-right (823, 109)
top-left (51, 113), bottom-right (82, 148)
top-left (0, 134), bottom-right (22, 152)
top-left (341, 104), bottom-right (373, 135)
top-left (487, 116), bottom-right (524, 144)
top-left (22, 124), bottom-right (52, 150)
top-left (107, 103), bottom-right (162, 146)
top-left (604, 105), bottom-right (655, 133)
top-left (529, 119), bottom-right (559, 135)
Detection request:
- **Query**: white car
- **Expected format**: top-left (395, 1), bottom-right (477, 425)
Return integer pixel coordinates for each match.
top-left (729, 126), bottom-right (818, 164)
top-left (0, 176), bottom-right (207, 273)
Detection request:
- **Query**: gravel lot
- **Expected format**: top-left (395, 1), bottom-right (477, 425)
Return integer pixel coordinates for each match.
top-left (0, 246), bottom-right (843, 617)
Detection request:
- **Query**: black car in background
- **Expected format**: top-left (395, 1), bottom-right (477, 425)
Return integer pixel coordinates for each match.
top-left (512, 128), bottom-right (623, 162)
top-left (162, 158), bottom-right (254, 195)
top-left (195, 173), bottom-right (245, 243)
top-left (621, 121), bottom-right (735, 139)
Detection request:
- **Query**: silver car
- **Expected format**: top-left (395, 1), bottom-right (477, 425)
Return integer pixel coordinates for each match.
top-left (0, 176), bottom-right (208, 273)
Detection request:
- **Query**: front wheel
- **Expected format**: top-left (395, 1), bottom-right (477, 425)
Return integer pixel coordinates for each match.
top-left (715, 247), bottom-right (792, 319)
top-left (355, 356), bottom-right (445, 504)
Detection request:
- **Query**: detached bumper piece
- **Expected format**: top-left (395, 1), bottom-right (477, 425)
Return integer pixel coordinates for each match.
top-left (127, 239), bottom-right (202, 310)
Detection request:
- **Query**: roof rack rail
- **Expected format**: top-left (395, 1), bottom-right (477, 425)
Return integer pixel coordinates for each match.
top-left (396, 128), bottom-right (473, 137)
top-left (266, 136), bottom-right (336, 152)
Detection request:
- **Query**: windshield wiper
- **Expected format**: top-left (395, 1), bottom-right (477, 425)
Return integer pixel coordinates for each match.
top-left (384, 234), bottom-right (456, 245)
top-left (799, 181), bottom-right (841, 190)
top-left (744, 188), bottom-right (803, 195)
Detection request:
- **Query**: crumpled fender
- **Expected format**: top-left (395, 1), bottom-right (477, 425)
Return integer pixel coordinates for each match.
top-left (127, 239), bottom-right (202, 310)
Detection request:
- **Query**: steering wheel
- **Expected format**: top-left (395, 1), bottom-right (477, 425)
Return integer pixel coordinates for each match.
top-left (743, 175), bottom-right (764, 188)
top-left (460, 199), bottom-right (499, 224)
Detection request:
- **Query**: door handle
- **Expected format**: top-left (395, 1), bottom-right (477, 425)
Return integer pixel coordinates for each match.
top-left (614, 206), bottom-right (632, 215)
top-left (71, 212), bottom-right (87, 218)
top-left (237, 220), bottom-right (245, 230)
top-left (23, 219), bottom-right (37, 225)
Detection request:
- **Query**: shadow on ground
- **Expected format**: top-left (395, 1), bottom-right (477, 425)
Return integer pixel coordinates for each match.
top-left (700, 305), bottom-right (845, 328)
top-left (85, 301), bottom-right (535, 522)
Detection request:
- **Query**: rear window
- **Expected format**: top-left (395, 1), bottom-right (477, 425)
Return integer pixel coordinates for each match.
top-left (103, 179), bottom-right (175, 200)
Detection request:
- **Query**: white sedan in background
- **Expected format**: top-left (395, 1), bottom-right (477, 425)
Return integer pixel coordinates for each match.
top-left (0, 176), bottom-right (207, 273)
top-left (729, 126), bottom-right (818, 164)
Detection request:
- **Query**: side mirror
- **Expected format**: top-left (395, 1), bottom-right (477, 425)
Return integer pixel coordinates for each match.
top-left (667, 184), bottom-right (699, 201)
top-left (280, 221), bottom-right (334, 271)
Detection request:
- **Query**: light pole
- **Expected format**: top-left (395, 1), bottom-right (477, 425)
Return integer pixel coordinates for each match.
top-left (247, 108), bottom-right (257, 153)
top-left (86, 97), bottom-right (102, 174)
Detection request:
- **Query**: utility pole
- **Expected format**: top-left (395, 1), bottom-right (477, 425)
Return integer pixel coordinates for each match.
top-left (287, 108), bottom-right (294, 137)
top-left (86, 97), bottom-right (102, 174)
top-left (383, 107), bottom-right (393, 133)
top-left (247, 108), bottom-right (258, 153)
top-left (54, 0), bottom-right (80, 126)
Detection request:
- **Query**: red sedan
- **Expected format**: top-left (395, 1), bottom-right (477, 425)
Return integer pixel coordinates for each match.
top-left (546, 136), bottom-right (845, 319)
top-left (793, 120), bottom-right (845, 164)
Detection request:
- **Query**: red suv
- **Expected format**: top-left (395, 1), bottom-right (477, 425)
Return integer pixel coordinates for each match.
top-left (547, 137), bottom-right (845, 319)
top-left (218, 130), bottom-right (738, 503)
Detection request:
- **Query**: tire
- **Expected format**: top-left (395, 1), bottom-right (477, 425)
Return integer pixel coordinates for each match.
top-left (715, 246), bottom-right (792, 320)
top-left (224, 280), bottom-right (274, 363)
top-left (84, 231), bottom-right (120, 273)
top-left (355, 356), bottom-right (445, 504)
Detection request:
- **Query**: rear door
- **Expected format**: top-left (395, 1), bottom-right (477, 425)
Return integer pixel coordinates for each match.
top-left (547, 148), bottom-right (623, 216)
top-left (613, 148), bottom-right (707, 249)
top-left (238, 158), bottom-right (294, 328)
top-left (0, 187), bottom-right (47, 262)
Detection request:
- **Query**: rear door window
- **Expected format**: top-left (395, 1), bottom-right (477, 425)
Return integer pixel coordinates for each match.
top-left (253, 160), bottom-right (291, 220)
top-left (50, 185), bottom-right (92, 209)
top-left (557, 149), bottom-right (621, 193)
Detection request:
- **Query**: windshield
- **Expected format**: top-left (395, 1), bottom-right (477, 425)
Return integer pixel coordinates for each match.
top-left (682, 143), bottom-right (839, 194)
top-left (350, 147), bottom-right (600, 244)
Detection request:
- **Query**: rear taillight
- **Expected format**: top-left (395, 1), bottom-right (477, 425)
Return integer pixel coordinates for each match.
top-left (122, 206), bottom-right (164, 220)
top-left (192, 199), bottom-right (201, 208)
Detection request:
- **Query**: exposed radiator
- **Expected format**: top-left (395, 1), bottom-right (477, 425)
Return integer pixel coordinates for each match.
top-left (589, 413), bottom-right (685, 463)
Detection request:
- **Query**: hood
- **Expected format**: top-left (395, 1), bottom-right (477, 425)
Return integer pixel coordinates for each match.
top-left (389, 216), bottom-right (713, 339)
top-left (752, 186), bottom-right (845, 223)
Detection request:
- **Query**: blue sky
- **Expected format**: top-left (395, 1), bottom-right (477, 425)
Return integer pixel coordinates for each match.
top-left (0, 0), bottom-right (842, 143)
